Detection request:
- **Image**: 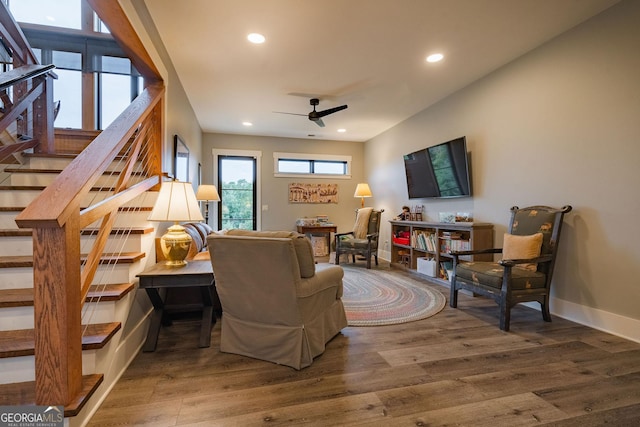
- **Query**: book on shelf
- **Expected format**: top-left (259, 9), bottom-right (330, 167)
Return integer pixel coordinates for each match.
top-left (440, 238), bottom-right (471, 253)
top-left (411, 229), bottom-right (436, 252)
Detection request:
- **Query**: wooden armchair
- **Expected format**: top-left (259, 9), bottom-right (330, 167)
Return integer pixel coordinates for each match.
top-left (334, 208), bottom-right (384, 269)
top-left (449, 205), bottom-right (572, 331)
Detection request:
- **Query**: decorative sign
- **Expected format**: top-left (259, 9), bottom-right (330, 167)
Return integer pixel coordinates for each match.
top-left (288, 183), bottom-right (338, 204)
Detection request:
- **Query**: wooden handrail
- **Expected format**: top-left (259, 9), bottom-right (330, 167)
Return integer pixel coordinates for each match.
top-left (0, 64), bottom-right (56, 90)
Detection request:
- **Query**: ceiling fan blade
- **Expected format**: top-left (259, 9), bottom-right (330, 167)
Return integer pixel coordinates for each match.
top-left (314, 118), bottom-right (325, 127)
top-left (273, 111), bottom-right (308, 116)
top-left (316, 104), bottom-right (348, 118)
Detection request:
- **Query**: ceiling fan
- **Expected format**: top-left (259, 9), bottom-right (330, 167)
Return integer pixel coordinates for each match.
top-left (275, 98), bottom-right (348, 127)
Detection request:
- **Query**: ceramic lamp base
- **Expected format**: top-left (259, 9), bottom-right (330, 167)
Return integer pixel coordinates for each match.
top-left (160, 223), bottom-right (192, 267)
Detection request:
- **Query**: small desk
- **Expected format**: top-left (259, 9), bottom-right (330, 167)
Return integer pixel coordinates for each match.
top-left (137, 260), bottom-right (215, 352)
top-left (297, 225), bottom-right (337, 256)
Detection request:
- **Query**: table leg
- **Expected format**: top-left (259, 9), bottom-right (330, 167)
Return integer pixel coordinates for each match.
top-left (143, 288), bottom-right (165, 352)
top-left (198, 283), bottom-right (215, 348)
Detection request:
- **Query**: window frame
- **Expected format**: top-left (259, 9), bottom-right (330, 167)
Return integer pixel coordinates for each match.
top-left (273, 152), bottom-right (352, 179)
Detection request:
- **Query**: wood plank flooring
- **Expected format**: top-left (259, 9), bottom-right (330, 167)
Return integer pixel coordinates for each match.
top-left (87, 263), bottom-right (640, 426)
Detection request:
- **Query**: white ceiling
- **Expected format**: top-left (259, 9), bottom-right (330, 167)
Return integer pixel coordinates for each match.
top-left (145, 0), bottom-right (619, 142)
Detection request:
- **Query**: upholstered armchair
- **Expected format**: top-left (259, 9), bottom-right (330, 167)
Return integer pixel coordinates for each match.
top-left (207, 230), bottom-right (347, 370)
top-left (449, 205), bottom-right (572, 331)
top-left (334, 208), bottom-right (384, 269)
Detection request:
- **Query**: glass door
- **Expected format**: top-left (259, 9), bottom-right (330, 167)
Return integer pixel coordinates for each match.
top-left (217, 155), bottom-right (257, 230)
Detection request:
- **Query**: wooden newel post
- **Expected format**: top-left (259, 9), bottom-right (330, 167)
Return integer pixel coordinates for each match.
top-left (32, 221), bottom-right (83, 406)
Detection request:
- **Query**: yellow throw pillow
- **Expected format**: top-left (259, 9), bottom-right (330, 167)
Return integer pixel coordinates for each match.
top-left (502, 232), bottom-right (543, 271)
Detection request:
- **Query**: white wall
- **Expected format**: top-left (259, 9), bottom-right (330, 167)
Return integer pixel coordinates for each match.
top-left (202, 133), bottom-right (365, 233)
top-left (365, 0), bottom-right (640, 339)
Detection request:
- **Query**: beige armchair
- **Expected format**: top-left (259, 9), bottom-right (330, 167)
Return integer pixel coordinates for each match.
top-left (207, 230), bottom-right (347, 370)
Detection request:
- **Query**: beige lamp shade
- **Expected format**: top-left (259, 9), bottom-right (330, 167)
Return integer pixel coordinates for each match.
top-left (354, 183), bottom-right (372, 208)
top-left (148, 181), bottom-right (203, 267)
top-left (196, 184), bottom-right (220, 201)
top-left (148, 181), bottom-right (204, 222)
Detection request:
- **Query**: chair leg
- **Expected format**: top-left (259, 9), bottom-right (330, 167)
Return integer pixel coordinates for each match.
top-left (366, 254), bottom-right (371, 269)
top-left (541, 295), bottom-right (552, 322)
top-left (351, 255), bottom-right (356, 264)
top-left (499, 301), bottom-right (511, 331)
top-left (374, 254), bottom-right (379, 266)
top-left (334, 249), bottom-right (340, 265)
top-left (449, 283), bottom-right (458, 308)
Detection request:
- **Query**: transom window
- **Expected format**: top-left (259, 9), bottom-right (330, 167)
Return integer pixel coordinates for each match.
top-left (274, 152), bottom-right (351, 179)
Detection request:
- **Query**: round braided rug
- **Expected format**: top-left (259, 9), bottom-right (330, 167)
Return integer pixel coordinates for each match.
top-left (341, 266), bottom-right (446, 326)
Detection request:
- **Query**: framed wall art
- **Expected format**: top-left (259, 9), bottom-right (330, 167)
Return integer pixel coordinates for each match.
top-left (289, 183), bottom-right (338, 204)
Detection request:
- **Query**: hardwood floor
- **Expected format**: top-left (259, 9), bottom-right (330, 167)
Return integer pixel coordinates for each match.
top-left (87, 263), bottom-right (640, 426)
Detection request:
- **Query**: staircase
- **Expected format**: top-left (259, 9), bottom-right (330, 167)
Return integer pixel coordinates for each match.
top-left (0, 151), bottom-right (158, 425)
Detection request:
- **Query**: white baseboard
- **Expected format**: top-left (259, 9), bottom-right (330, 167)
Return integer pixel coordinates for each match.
top-left (380, 252), bottom-right (640, 344)
top-left (547, 298), bottom-right (640, 344)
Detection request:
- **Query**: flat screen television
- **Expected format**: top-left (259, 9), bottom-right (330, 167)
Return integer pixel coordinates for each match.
top-left (403, 136), bottom-right (472, 199)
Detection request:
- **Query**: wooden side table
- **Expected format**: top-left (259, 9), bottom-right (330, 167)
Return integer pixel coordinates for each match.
top-left (297, 225), bottom-right (337, 256)
top-left (137, 260), bottom-right (215, 352)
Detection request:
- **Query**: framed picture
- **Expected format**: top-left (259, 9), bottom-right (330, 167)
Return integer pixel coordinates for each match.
top-left (288, 183), bottom-right (338, 204)
top-left (173, 135), bottom-right (189, 182)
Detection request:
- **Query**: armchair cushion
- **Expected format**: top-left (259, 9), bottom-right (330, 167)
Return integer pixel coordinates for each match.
top-left (502, 232), bottom-right (543, 271)
top-left (456, 261), bottom-right (547, 290)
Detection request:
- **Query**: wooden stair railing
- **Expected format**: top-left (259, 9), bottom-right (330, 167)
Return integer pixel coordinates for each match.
top-left (0, 2), bottom-right (56, 154)
top-left (14, 83), bottom-right (164, 407)
top-left (0, 64), bottom-right (57, 163)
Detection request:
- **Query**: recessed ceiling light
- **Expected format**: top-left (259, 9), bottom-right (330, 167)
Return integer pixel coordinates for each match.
top-left (242, 121), bottom-right (253, 127)
top-left (247, 33), bottom-right (265, 44)
top-left (337, 128), bottom-right (346, 133)
top-left (426, 53), bottom-right (444, 63)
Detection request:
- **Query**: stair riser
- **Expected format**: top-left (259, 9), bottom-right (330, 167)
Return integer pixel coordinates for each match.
top-left (1, 211), bottom-right (155, 230)
top-left (0, 346), bottom-right (112, 385)
top-left (0, 264), bottom-right (137, 290)
top-left (10, 173), bottom-right (146, 187)
top-left (0, 267), bottom-right (32, 290)
top-left (0, 233), bottom-right (149, 257)
top-left (0, 190), bottom-right (112, 207)
top-left (0, 300), bottom-right (119, 331)
top-left (0, 212), bottom-right (19, 229)
top-left (25, 157), bottom-right (127, 170)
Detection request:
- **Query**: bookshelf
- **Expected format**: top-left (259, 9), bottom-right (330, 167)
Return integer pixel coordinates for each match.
top-left (390, 220), bottom-right (494, 285)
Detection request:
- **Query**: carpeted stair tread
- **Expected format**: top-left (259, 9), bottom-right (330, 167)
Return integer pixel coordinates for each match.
top-left (0, 283), bottom-right (135, 308)
top-left (0, 373), bottom-right (103, 417)
top-left (0, 252), bottom-right (146, 268)
top-left (0, 322), bottom-right (121, 358)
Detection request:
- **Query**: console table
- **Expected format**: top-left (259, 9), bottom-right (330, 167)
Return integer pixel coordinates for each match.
top-left (137, 260), bottom-right (215, 351)
top-left (297, 225), bottom-right (337, 256)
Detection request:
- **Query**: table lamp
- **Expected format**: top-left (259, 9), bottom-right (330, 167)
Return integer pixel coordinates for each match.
top-left (354, 183), bottom-right (372, 208)
top-left (196, 184), bottom-right (220, 225)
top-left (148, 181), bottom-right (203, 267)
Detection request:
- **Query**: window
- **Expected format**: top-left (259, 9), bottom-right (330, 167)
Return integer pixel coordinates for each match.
top-left (274, 152), bottom-right (351, 179)
top-left (8, 0), bottom-right (142, 130)
top-left (8, 0), bottom-right (82, 29)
